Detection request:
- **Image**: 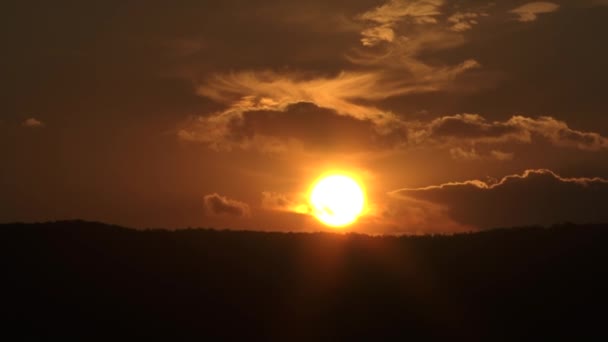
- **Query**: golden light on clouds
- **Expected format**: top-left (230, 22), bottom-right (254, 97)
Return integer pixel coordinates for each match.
top-left (309, 174), bottom-right (366, 228)
top-left (4, 0), bottom-right (608, 235)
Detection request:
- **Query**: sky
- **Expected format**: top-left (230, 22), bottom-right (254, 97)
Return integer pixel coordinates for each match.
top-left (2, 0), bottom-right (608, 234)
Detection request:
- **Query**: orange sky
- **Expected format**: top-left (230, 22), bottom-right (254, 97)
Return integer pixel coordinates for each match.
top-left (2, 0), bottom-right (608, 234)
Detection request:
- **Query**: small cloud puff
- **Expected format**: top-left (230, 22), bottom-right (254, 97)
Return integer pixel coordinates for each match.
top-left (204, 193), bottom-right (251, 217)
top-left (22, 118), bottom-right (44, 128)
top-left (510, 2), bottom-right (560, 22)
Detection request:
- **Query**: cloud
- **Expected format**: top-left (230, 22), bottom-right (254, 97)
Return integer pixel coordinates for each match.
top-left (411, 114), bottom-right (608, 151)
top-left (392, 169), bottom-right (608, 229)
top-left (353, 0), bottom-right (479, 75)
top-left (347, 45), bottom-right (480, 83)
top-left (372, 195), bottom-right (473, 234)
top-left (177, 0), bottom-right (605, 159)
top-left (358, 0), bottom-right (444, 25)
top-left (449, 147), bottom-right (514, 161)
top-left (204, 193), bottom-right (251, 217)
top-left (195, 70), bottom-right (400, 122)
top-left (178, 0), bottom-right (495, 153)
top-left (510, 2), bottom-right (560, 22)
top-left (22, 118), bottom-right (44, 128)
top-left (179, 65), bottom-right (477, 152)
top-left (357, 0), bottom-right (445, 46)
top-left (261, 191), bottom-right (292, 210)
top-left (261, 191), bottom-right (309, 214)
top-left (178, 100), bottom-right (390, 153)
top-left (181, 104), bottom-right (608, 154)
top-left (449, 147), bottom-right (481, 160)
top-left (447, 12), bottom-right (487, 32)
top-left (490, 150), bottom-right (515, 161)
top-left (360, 24), bottom-right (396, 46)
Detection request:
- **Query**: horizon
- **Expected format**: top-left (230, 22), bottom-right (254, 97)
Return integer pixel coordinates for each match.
top-left (3, 219), bottom-right (605, 237)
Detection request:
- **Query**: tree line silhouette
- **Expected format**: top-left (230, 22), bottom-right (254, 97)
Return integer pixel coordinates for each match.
top-left (2, 221), bottom-right (607, 340)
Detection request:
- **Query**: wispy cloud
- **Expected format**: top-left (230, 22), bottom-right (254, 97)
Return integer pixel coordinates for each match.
top-left (352, 0), bottom-right (479, 78)
top-left (447, 11), bottom-right (487, 32)
top-left (261, 191), bottom-right (309, 214)
top-left (510, 2), bottom-right (560, 22)
top-left (178, 0), bottom-right (491, 153)
top-left (357, 0), bottom-right (444, 46)
top-left (449, 147), bottom-right (513, 161)
top-left (196, 71), bottom-right (399, 121)
top-left (180, 71), bottom-right (398, 151)
top-left (178, 0), bottom-right (606, 160)
top-left (178, 65), bottom-right (478, 151)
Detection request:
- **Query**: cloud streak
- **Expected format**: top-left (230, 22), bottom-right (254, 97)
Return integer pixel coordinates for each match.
top-left (449, 147), bottom-right (514, 161)
top-left (392, 169), bottom-right (608, 229)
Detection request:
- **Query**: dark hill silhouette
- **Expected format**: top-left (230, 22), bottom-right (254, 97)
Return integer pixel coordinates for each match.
top-left (2, 221), bottom-right (608, 340)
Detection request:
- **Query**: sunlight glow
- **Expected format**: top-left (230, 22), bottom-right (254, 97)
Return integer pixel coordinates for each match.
top-left (309, 174), bottom-right (366, 228)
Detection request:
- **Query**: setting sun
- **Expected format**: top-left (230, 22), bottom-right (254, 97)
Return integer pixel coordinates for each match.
top-left (309, 174), bottom-right (366, 228)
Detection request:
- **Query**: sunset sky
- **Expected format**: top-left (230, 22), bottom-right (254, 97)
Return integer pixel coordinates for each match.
top-left (2, 0), bottom-right (608, 234)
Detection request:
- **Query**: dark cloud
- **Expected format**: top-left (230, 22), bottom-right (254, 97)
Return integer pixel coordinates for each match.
top-left (179, 105), bottom-right (608, 157)
top-left (417, 114), bottom-right (608, 151)
top-left (427, 114), bottom-right (520, 140)
top-left (204, 193), bottom-right (250, 217)
top-left (392, 169), bottom-right (608, 229)
top-left (233, 102), bottom-right (378, 150)
top-left (180, 102), bottom-right (393, 153)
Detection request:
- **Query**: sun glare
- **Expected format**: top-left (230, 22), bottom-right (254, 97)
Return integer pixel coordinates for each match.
top-left (309, 174), bottom-right (366, 228)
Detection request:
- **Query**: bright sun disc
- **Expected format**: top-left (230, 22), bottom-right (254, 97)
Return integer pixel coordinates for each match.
top-left (309, 174), bottom-right (365, 227)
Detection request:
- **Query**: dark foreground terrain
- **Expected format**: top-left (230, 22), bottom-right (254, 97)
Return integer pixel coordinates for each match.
top-left (2, 221), bottom-right (607, 340)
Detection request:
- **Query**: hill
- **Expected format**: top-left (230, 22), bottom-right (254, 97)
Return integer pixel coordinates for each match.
top-left (2, 221), bottom-right (607, 340)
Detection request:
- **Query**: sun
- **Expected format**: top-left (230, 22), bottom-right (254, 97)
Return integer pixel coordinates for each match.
top-left (309, 174), bottom-right (366, 228)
